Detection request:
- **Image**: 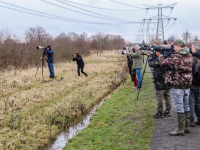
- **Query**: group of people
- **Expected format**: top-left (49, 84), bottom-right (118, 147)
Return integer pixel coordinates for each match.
top-left (127, 37), bottom-right (200, 136)
top-left (44, 46), bottom-right (88, 78)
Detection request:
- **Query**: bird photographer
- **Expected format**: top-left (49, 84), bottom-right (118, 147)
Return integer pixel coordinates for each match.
top-left (188, 45), bottom-right (200, 127)
top-left (130, 45), bottom-right (143, 91)
top-left (37, 45), bottom-right (55, 79)
top-left (147, 47), bottom-right (171, 118)
top-left (127, 52), bottom-right (138, 88)
top-left (73, 53), bottom-right (88, 77)
top-left (158, 39), bottom-right (193, 136)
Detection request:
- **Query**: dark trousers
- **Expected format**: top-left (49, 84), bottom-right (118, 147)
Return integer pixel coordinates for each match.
top-left (78, 64), bottom-right (87, 76)
top-left (128, 65), bottom-right (133, 81)
top-left (189, 89), bottom-right (200, 123)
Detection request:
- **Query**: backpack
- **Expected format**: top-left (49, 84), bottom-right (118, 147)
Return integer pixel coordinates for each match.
top-left (192, 56), bottom-right (200, 84)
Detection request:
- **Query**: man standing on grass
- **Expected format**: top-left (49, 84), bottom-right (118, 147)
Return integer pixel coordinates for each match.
top-left (45, 45), bottom-right (55, 79)
top-left (159, 40), bottom-right (192, 136)
top-left (130, 45), bottom-right (143, 91)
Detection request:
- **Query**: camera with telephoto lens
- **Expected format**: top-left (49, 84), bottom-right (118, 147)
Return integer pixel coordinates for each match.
top-left (122, 47), bottom-right (135, 55)
top-left (140, 45), bottom-right (154, 51)
top-left (36, 46), bottom-right (46, 50)
top-left (122, 51), bottom-right (130, 55)
top-left (154, 45), bottom-right (175, 58)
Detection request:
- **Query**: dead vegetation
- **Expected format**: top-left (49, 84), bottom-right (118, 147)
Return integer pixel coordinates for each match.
top-left (0, 50), bottom-right (129, 149)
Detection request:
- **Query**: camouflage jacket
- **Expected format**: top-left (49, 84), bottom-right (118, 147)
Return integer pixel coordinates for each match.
top-left (148, 55), bottom-right (168, 90)
top-left (159, 47), bottom-right (193, 89)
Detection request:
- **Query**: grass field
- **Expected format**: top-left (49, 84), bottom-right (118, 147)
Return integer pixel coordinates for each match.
top-left (64, 67), bottom-right (156, 150)
top-left (0, 50), bottom-right (129, 149)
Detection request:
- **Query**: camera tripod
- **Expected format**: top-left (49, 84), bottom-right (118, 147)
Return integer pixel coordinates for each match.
top-left (35, 52), bottom-right (54, 78)
top-left (136, 55), bottom-right (152, 100)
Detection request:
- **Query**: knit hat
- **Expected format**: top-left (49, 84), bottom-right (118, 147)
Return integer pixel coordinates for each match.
top-left (168, 37), bottom-right (174, 42)
top-left (173, 39), bottom-right (185, 48)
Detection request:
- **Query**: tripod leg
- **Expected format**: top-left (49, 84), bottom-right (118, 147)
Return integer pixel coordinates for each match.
top-left (136, 56), bottom-right (149, 100)
top-left (42, 54), bottom-right (44, 76)
top-left (35, 58), bottom-right (42, 78)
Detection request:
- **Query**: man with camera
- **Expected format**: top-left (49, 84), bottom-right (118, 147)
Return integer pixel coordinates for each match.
top-left (189, 45), bottom-right (200, 127)
top-left (45, 45), bottom-right (55, 79)
top-left (159, 39), bottom-right (193, 136)
top-left (130, 45), bottom-right (143, 91)
top-left (147, 48), bottom-right (171, 118)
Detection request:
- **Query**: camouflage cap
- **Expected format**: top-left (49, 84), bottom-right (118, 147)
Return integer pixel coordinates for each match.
top-left (152, 40), bottom-right (159, 44)
top-left (173, 39), bottom-right (185, 47)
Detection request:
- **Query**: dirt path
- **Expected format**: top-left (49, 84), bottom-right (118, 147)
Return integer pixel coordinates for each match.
top-left (149, 68), bottom-right (200, 150)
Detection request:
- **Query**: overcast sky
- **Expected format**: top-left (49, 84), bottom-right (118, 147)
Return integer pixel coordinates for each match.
top-left (0, 0), bottom-right (199, 43)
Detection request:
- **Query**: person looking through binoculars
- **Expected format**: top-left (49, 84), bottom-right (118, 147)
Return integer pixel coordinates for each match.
top-left (73, 53), bottom-right (88, 77)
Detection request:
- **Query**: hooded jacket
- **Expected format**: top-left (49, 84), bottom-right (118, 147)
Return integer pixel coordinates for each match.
top-left (46, 45), bottom-right (54, 63)
top-left (159, 47), bottom-right (193, 89)
top-left (73, 56), bottom-right (84, 66)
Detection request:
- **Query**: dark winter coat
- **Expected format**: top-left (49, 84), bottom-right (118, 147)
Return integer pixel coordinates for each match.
top-left (148, 55), bottom-right (168, 90)
top-left (127, 55), bottom-right (133, 67)
top-left (191, 50), bottom-right (200, 89)
top-left (46, 48), bottom-right (54, 63)
top-left (73, 56), bottom-right (84, 67)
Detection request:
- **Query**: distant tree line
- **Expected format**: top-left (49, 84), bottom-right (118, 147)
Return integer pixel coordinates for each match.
top-left (0, 26), bottom-right (126, 70)
top-left (147, 28), bottom-right (200, 47)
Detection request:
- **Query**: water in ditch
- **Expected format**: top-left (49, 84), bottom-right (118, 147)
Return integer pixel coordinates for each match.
top-left (45, 84), bottom-right (122, 150)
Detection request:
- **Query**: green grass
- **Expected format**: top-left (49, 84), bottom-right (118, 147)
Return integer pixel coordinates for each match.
top-left (64, 71), bottom-right (156, 150)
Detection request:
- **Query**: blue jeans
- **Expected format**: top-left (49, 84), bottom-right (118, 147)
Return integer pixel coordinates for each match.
top-left (189, 89), bottom-right (200, 123)
top-left (136, 68), bottom-right (143, 88)
top-left (171, 88), bottom-right (190, 114)
top-left (48, 63), bottom-right (55, 77)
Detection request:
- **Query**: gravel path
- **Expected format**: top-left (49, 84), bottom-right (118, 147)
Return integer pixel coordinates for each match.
top-left (150, 101), bottom-right (200, 150)
top-left (148, 63), bottom-right (200, 150)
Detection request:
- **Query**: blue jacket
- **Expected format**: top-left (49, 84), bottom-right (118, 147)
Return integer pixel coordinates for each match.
top-left (46, 49), bottom-right (54, 63)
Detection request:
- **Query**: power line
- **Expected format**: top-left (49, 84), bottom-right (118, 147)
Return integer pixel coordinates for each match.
top-left (60, 0), bottom-right (144, 11)
top-left (54, 0), bottom-right (133, 22)
top-left (143, 3), bottom-right (177, 40)
top-left (165, 23), bottom-right (174, 33)
top-left (109, 0), bottom-right (144, 9)
top-left (41, 0), bottom-right (133, 23)
top-left (0, 2), bottom-right (142, 25)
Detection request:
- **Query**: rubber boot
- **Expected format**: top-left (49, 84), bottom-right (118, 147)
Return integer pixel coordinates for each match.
top-left (184, 112), bottom-right (190, 134)
top-left (169, 113), bottom-right (185, 136)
